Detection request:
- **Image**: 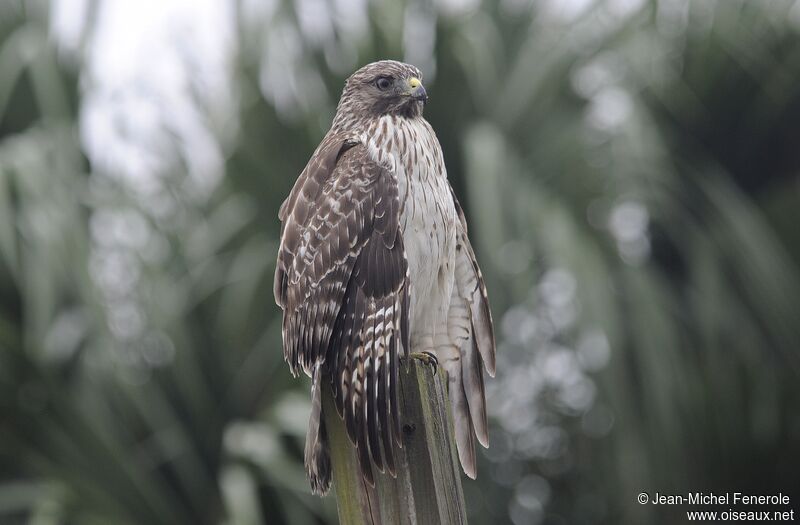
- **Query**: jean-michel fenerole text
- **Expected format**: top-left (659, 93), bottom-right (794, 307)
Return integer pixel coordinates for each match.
top-left (650, 492), bottom-right (791, 506)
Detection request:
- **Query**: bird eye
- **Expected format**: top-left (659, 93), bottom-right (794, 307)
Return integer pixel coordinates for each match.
top-left (375, 77), bottom-right (392, 90)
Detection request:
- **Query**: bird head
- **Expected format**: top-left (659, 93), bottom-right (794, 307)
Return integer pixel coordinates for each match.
top-left (337, 60), bottom-right (427, 120)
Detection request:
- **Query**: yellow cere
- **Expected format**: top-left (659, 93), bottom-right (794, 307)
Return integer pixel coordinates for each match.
top-left (409, 77), bottom-right (422, 88)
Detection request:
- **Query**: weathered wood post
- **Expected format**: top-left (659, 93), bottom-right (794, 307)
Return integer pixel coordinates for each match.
top-left (322, 356), bottom-right (468, 524)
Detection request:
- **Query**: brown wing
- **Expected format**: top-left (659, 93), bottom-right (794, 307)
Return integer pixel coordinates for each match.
top-left (449, 184), bottom-right (496, 377)
top-left (275, 138), bottom-right (409, 485)
top-left (445, 183), bottom-right (496, 479)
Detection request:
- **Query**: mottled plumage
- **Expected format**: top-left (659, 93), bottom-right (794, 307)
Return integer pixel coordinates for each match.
top-left (274, 60), bottom-right (495, 495)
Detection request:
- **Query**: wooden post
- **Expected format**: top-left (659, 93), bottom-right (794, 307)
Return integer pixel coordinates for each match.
top-left (323, 356), bottom-right (468, 525)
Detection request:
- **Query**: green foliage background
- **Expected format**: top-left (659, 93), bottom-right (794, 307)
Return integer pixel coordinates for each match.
top-left (2, 0), bottom-right (800, 523)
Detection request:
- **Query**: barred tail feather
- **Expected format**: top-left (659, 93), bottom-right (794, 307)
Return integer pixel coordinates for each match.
top-left (305, 366), bottom-right (331, 495)
top-left (440, 351), bottom-right (478, 479)
top-left (462, 318), bottom-right (489, 448)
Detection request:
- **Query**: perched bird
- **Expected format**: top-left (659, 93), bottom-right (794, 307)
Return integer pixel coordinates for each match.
top-left (274, 60), bottom-right (495, 495)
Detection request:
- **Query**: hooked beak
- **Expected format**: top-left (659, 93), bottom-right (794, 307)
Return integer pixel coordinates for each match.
top-left (406, 77), bottom-right (428, 103)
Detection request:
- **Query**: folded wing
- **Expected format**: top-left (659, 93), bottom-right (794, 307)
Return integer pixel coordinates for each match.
top-left (275, 136), bottom-right (409, 487)
top-left (444, 184), bottom-right (496, 478)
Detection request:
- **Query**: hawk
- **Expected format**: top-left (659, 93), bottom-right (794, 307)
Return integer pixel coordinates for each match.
top-left (274, 60), bottom-right (496, 495)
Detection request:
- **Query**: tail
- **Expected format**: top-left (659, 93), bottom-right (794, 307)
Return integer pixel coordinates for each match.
top-left (305, 365), bottom-right (332, 495)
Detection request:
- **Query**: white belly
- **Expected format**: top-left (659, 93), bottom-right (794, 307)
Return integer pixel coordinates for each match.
top-left (362, 115), bottom-right (458, 349)
top-left (393, 120), bottom-right (457, 348)
top-left (401, 175), bottom-right (457, 348)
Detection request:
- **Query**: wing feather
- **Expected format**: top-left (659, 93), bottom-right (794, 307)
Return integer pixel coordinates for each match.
top-left (275, 139), bottom-right (408, 488)
top-left (365, 303), bottom-right (384, 472)
top-left (445, 184), bottom-right (497, 478)
top-left (462, 316), bottom-right (489, 447)
top-left (450, 185), bottom-right (496, 376)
